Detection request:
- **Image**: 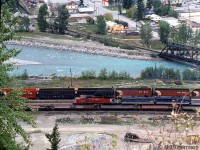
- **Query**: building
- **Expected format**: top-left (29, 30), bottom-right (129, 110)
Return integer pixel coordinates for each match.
top-left (146, 14), bottom-right (162, 22)
top-left (102, 0), bottom-right (109, 6)
top-left (27, 0), bottom-right (39, 4)
top-left (162, 0), bottom-right (183, 5)
top-left (78, 7), bottom-right (94, 14)
top-left (69, 14), bottom-right (95, 23)
top-left (159, 17), bottom-right (181, 28)
top-left (48, 0), bottom-right (80, 13)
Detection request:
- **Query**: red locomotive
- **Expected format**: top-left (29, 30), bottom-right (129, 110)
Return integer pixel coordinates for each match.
top-left (74, 95), bottom-right (114, 104)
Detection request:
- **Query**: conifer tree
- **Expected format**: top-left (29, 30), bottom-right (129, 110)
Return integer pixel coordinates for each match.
top-left (37, 3), bottom-right (49, 32)
top-left (96, 15), bottom-right (107, 35)
top-left (137, 0), bottom-right (144, 20)
top-left (46, 124), bottom-right (61, 150)
top-left (56, 4), bottom-right (70, 34)
top-left (146, 0), bottom-right (153, 9)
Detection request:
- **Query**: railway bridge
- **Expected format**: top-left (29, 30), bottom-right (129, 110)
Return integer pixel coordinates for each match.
top-left (158, 43), bottom-right (200, 66)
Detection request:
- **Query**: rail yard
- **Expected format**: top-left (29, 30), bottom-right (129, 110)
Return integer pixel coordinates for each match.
top-left (2, 87), bottom-right (200, 111)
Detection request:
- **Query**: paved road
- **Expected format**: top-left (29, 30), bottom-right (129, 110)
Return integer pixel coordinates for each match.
top-left (84, 0), bottom-right (159, 38)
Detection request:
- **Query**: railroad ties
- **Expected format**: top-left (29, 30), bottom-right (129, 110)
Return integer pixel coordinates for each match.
top-left (158, 43), bottom-right (200, 66)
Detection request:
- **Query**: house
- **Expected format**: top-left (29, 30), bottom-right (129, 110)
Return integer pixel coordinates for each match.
top-left (102, 0), bottom-right (109, 6)
top-left (48, 0), bottom-right (80, 13)
top-left (67, 1), bottom-right (79, 13)
top-left (69, 13), bottom-right (94, 23)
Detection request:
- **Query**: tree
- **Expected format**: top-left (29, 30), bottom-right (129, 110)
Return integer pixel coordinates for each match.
top-left (79, 0), bottom-right (84, 7)
top-left (191, 29), bottom-right (200, 45)
top-left (168, 8), bottom-right (178, 18)
top-left (118, 1), bottom-right (122, 14)
top-left (177, 23), bottom-right (193, 44)
top-left (49, 7), bottom-right (58, 33)
top-left (46, 124), bottom-right (61, 150)
top-left (158, 21), bottom-right (170, 44)
top-left (140, 24), bottom-right (152, 48)
top-left (98, 68), bottom-right (108, 79)
top-left (146, 0), bottom-right (153, 9)
top-left (7, 0), bottom-right (18, 12)
top-left (0, 4), bottom-right (35, 149)
top-left (21, 69), bottom-right (29, 80)
top-left (56, 4), bottom-right (70, 34)
top-left (136, 0), bottom-right (144, 21)
top-left (22, 16), bottom-right (31, 32)
top-left (108, 0), bottom-right (114, 6)
top-left (96, 15), bottom-right (107, 35)
top-left (123, 0), bottom-right (133, 11)
top-left (37, 3), bottom-right (49, 32)
top-left (152, 0), bottom-right (170, 16)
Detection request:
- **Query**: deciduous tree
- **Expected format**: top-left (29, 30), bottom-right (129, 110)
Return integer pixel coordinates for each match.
top-left (0, 3), bottom-right (35, 149)
top-left (22, 16), bottom-right (31, 32)
top-left (158, 21), bottom-right (170, 44)
top-left (177, 23), bottom-right (193, 44)
top-left (140, 24), bottom-right (152, 48)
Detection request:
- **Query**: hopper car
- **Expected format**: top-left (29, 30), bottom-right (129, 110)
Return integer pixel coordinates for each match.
top-left (1, 87), bottom-right (200, 109)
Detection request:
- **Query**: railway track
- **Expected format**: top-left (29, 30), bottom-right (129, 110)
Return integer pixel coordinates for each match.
top-left (28, 100), bottom-right (199, 111)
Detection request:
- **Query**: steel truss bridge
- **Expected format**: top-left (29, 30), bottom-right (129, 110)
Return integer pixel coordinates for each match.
top-left (158, 43), bottom-right (200, 66)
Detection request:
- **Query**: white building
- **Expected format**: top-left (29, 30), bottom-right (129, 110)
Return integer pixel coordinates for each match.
top-left (161, 17), bottom-right (181, 28)
top-left (162, 0), bottom-right (183, 5)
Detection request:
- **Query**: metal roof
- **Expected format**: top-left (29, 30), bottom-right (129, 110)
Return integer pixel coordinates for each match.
top-left (78, 7), bottom-right (94, 12)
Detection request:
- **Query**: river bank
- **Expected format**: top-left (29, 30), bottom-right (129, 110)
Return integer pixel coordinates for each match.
top-left (6, 38), bottom-right (155, 60)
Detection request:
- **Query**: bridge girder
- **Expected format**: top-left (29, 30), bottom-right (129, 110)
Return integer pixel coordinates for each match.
top-left (159, 43), bottom-right (200, 65)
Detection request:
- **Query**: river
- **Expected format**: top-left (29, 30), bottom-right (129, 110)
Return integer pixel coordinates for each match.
top-left (7, 45), bottom-right (191, 77)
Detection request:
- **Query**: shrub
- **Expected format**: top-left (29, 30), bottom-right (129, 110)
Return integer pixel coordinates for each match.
top-left (104, 13), bottom-right (114, 21)
top-left (79, 70), bottom-right (96, 79)
top-left (87, 17), bottom-right (94, 24)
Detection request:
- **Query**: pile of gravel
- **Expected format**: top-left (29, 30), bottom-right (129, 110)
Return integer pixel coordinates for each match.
top-left (59, 133), bottom-right (116, 150)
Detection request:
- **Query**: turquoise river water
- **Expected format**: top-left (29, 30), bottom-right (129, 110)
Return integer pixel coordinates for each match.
top-left (8, 45), bottom-right (192, 77)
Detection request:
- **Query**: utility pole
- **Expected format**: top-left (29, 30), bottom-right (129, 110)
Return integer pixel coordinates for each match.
top-left (187, 0), bottom-right (190, 19)
top-left (70, 68), bottom-right (72, 87)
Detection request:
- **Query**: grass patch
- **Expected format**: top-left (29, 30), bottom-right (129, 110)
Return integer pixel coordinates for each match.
top-left (151, 40), bottom-right (166, 50)
top-left (11, 77), bottom-right (200, 89)
top-left (29, 129), bottom-right (42, 134)
top-left (104, 6), bottom-right (124, 11)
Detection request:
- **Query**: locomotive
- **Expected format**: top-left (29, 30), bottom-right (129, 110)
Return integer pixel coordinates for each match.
top-left (1, 87), bottom-right (200, 109)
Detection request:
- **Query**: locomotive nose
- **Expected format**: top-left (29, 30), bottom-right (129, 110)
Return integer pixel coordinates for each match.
top-left (110, 98), bottom-right (114, 103)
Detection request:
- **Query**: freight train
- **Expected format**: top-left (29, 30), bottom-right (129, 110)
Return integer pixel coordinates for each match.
top-left (1, 87), bottom-right (200, 108)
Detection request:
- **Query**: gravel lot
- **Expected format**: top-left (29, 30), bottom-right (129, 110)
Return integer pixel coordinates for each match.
top-left (18, 111), bottom-right (200, 150)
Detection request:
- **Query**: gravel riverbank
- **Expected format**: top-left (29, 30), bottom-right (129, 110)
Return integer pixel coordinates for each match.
top-left (6, 39), bottom-right (154, 60)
